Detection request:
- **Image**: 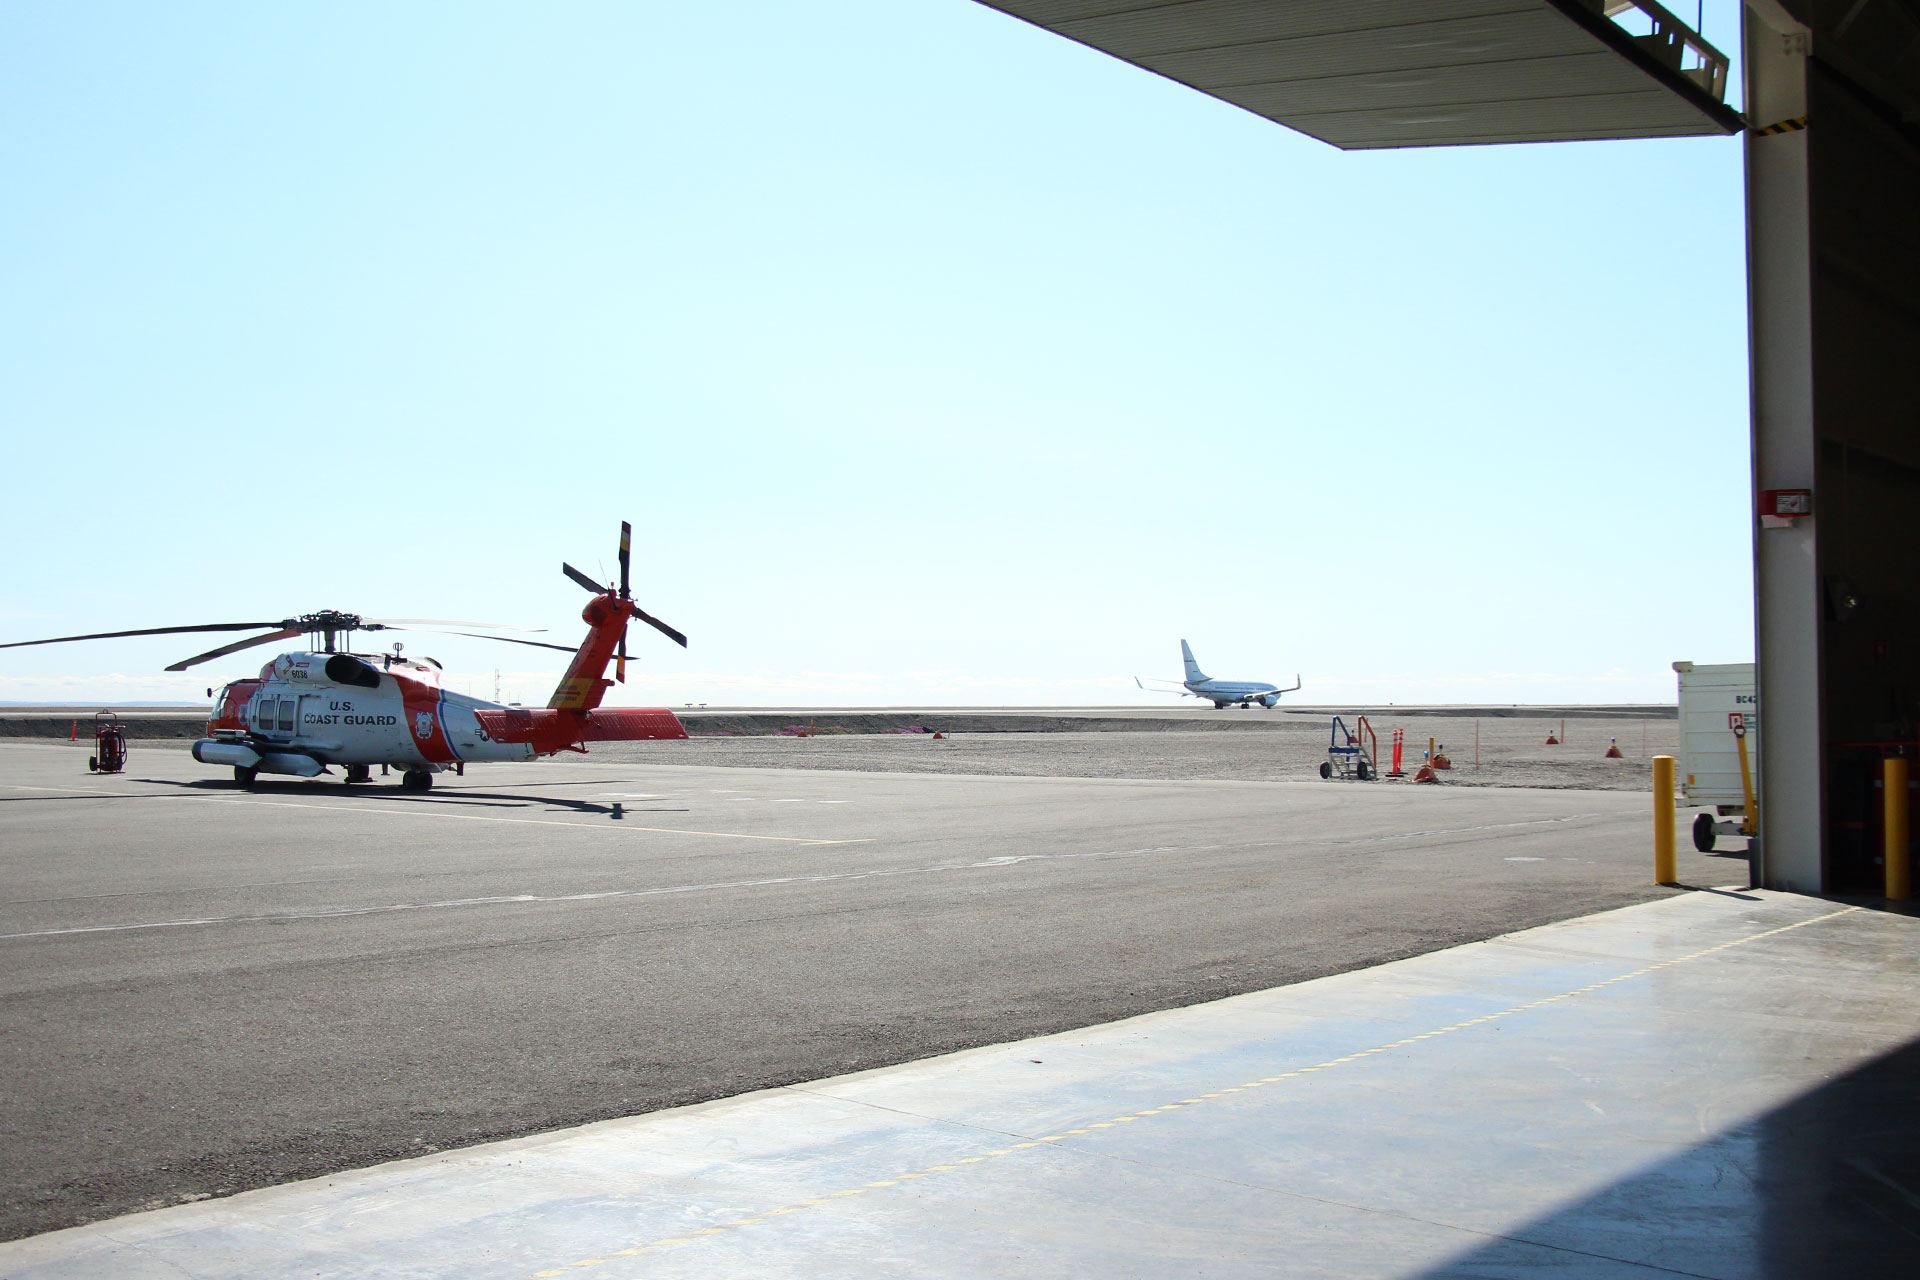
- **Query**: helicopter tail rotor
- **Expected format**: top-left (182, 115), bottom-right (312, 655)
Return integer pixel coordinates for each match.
top-left (616, 521), bottom-right (631, 682)
top-left (560, 522), bottom-right (685, 684)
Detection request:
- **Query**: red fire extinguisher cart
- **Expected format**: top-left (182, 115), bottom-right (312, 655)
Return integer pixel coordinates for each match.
top-left (89, 710), bottom-right (128, 774)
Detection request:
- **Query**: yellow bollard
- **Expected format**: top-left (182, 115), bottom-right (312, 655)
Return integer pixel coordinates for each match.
top-left (1653, 755), bottom-right (1676, 884)
top-left (1886, 756), bottom-right (1910, 901)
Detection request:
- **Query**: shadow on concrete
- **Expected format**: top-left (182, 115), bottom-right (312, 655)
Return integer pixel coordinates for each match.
top-left (1416, 1034), bottom-right (1920, 1278)
top-left (127, 776), bottom-right (687, 816)
top-left (1826, 894), bottom-right (1920, 920)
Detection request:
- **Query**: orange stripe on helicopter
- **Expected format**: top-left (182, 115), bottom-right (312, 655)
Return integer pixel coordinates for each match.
top-left (395, 672), bottom-right (459, 764)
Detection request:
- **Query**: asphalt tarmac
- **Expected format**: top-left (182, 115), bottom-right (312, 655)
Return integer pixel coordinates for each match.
top-left (0, 741), bottom-right (1735, 1241)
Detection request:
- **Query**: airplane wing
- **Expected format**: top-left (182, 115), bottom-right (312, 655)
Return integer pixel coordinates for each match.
top-left (1134, 676), bottom-right (1193, 696)
top-left (1272, 675), bottom-right (1303, 694)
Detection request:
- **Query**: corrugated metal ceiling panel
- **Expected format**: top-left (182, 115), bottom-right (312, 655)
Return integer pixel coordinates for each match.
top-left (1052, 0), bottom-right (1537, 54)
top-left (978, 0), bottom-right (1741, 148)
top-left (1135, 12), bottom-right (1585, 87)
top-left (1221, 53), bottom-right (1640, 118)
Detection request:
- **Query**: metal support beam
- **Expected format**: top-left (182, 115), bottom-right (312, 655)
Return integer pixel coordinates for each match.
top-left (1743, 4), bottom-right (1823, 890)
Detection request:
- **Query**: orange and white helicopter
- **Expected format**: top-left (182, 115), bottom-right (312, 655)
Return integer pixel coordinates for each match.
top-left (1, 523), bottom-right (689, 791)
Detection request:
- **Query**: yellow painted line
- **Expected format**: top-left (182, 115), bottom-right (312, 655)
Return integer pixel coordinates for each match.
top-left (528, 905), bottom-right (1862, 1276)
top-left (190, 795), bottom-right (866, 845)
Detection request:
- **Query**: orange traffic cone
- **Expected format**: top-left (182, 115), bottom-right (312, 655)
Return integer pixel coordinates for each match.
top-left (1433, 747), bottom-right (1451, 770)
top-left (1414, 764), bottom-right (1439, 783)
top-left (1604, 738), bottom-right (1623, 759)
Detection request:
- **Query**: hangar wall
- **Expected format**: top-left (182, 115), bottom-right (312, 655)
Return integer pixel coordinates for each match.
top-left (1796, 0), bottom-right (1920, 891)
top-left (1746, 0), bottom-right (1920, 892)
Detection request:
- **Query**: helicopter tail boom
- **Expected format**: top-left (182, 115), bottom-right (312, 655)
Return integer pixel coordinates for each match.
top-left (473, 706), bottom-right (688, 752)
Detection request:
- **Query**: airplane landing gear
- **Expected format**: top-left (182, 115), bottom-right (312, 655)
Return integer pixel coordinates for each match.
top-left (401, 769), bottom-right (434, 793)
top-left (233, 765), bottom-right (257, 787)
top-left (344, 764), bottom-right (372, 786)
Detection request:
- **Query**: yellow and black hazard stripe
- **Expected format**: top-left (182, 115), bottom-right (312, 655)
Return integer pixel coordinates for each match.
top-left (1752, 115), bottom-right (1808, 135)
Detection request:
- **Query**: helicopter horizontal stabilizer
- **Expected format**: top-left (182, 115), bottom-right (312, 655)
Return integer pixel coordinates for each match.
top-left (473, 706), bottom-right (689, 749)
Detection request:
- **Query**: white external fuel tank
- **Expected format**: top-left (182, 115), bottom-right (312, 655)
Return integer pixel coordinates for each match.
top-left (191, 740), bottom-right (326, 776)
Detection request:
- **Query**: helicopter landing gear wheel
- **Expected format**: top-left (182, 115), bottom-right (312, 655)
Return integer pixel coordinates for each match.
top-left (233, 765), bottom-right (258, 787)
top-left (401, 769), bottom-right (433, 793)
top-left (344, 764), bottom-right (371, 786)
top-left (1693, 812), bottom-right (1717, 852)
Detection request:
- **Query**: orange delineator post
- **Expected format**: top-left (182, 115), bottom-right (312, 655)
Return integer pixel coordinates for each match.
top-left (1390, 728), bottom-right (1404, 777)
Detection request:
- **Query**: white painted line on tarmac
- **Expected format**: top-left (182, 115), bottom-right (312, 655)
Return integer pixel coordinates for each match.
top-left (0, 843), bottom-right (1214, 941)
top-left (1321, 814), bottom-right (1604, 844)
top-left (185, 795), bottom-right (865, 846)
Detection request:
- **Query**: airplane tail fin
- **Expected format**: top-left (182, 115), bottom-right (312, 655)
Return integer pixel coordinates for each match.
top-left (1180, 640), bottom-right (1208, 683)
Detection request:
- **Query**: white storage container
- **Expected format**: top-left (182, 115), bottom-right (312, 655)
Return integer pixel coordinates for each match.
top-left (1673, 661), bottom-right (1757, 813)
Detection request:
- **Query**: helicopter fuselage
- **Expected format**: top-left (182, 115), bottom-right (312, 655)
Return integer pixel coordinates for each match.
top-left (193, 647), bottom-right (683, 780)
top-left (3, 521), bottom-right (692, 787)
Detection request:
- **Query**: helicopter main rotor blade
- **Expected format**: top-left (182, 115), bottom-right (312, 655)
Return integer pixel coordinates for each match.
top-left (164, 628), bottom-right (305, 672)
top-left (367, 618), bottom-right (548, 632)
top-left (630, 606), bottom-right (688, 649)
top-left (0, 621), bottom-right (287, 651)
top-left (439, 630), bottom-right (580, 654)
top-left (562, 562), bottom-right (608, 595)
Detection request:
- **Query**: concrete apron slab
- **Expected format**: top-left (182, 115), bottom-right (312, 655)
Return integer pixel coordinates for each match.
top-left (4, 890), bottom-right (1913, 1280)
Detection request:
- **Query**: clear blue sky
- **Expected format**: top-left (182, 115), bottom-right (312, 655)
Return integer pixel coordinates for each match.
top-left (1, 1), bottom-right (1754, 707)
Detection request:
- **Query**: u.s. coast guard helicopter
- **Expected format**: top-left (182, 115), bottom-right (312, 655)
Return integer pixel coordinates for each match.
top-left (0, 523), bottom-right (689, 791)
top-left (1135, 639), bottom-right (1301, 709)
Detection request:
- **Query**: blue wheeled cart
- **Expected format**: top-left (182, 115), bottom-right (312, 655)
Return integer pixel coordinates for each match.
top-left (1320, 715), bottom-right (1378, 781)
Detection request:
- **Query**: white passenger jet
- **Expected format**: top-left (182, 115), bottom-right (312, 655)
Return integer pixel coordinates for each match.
top-left (1135, 640), bottom-right (1301, 709)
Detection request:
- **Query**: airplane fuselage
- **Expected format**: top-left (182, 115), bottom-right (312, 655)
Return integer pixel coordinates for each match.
top-left (1137, 640), bottom-right (1300, 709)
top-left (1185, 679), bottom-right (1285, 709)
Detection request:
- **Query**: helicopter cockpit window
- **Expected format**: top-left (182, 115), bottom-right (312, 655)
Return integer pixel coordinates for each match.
top-left (278, 699), bottom-right (296, 732)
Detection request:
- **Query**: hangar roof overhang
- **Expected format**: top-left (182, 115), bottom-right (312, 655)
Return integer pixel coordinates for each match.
top-left (977, 1), bottom-right (1745, 149)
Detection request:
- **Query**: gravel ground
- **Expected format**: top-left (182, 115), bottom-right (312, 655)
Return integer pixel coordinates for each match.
top-left (591, 713), bottom-right (1676, 790)
top-left (23, 712), bottom-right (1674, 790)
